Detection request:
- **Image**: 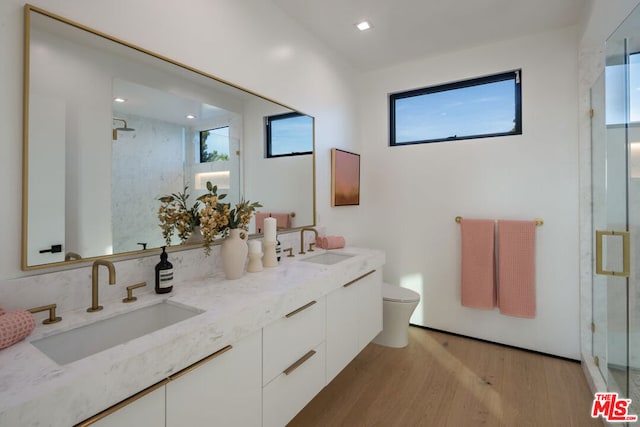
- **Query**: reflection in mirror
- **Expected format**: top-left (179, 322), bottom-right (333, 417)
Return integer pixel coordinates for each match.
top-left (24, 6), bottom-right (314, 269)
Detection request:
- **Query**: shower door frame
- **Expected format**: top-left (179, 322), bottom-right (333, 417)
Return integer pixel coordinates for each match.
top-left (591, 16), bottom-right (640, 415)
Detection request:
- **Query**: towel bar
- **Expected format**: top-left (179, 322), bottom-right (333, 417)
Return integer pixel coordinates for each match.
top-left (455, 216), bottom-right (543, 226)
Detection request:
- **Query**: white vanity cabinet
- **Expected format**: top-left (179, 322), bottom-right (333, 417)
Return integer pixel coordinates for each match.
top-left (262, 297), bottom-right (326, 427)
top-left (165, 329), bottom-right (262, 427)
top-left (77, 331), bottom-right (262, 427)
top-left (326, 270), bottom-right (382, 382)
top-left (76, 381), bottom-right (167, 427)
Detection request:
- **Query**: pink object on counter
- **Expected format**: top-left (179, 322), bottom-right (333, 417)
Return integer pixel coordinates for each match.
top-left (315, 236), bottom-right (346, 249)
top-left (460, 219), bottom-right (496, 310)
top-left (497, 220), bottom-right (537, 318)
top-left (0, 310), bottom-right (36, 350)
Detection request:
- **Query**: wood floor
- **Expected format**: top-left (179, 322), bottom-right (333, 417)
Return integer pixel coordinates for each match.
top-left (289, 327), bottom-right (601, 427)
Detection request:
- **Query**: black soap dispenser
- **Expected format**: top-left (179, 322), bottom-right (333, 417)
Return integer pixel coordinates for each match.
top-left (155, 246), bottom-right (173, 294)
top-left (276, 236), bottom-right (282, 261)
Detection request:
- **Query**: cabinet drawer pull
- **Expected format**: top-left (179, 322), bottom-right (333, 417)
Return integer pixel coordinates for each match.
top-left (169, 345), bottom-right (233, 380)
top-left (74, 379), bottom-right (170, 426)
top-left (343, 270), bottom-right (376, 288)
top-left (285, 300), bottom-right (317, 318)
top-left (283, 350), bottom-right (316, 376)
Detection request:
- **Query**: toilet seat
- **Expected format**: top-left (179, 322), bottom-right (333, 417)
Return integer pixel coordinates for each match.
top-left (382, 283), bottom-right (420, 303)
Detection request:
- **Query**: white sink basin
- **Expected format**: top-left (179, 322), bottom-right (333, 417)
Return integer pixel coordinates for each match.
top-left (300, 252), bottom-right (354, 265)
top-left (31, 301), bottom-right (202, 365)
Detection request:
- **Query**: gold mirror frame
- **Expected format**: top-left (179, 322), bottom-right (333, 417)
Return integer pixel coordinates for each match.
top-left (22, 4), bottom-right (316, 270)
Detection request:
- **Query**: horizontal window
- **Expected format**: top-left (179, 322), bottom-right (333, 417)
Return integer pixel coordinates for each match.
top-left (266, 112), bottom-right (313, 158)
top-left (390, 70), bottom-right (522, 146)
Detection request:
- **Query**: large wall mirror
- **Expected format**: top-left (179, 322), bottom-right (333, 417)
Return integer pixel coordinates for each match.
top-left (23, 5), bottom-right (315, 269)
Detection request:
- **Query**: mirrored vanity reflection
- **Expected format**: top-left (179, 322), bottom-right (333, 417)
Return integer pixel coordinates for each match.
top-left (23, 5), bottom-right (315, 269)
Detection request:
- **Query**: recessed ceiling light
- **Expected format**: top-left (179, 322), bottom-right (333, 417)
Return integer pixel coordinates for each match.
top-left (356, 21), bottom-right (371, 31)
top-left (113, 97), bottom-right (127, 103)
top-left (186, 114), bottom-right (197, 119)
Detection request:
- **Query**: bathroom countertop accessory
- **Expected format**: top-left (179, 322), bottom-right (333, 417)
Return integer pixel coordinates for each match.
top-left (247, 241), bottom-right (263, 273)
top-left (263, 240), bottom-right (278, 267)
top-left (88, 260), bottom-right (116, 312)
top-left (27, 304), bottom-right (62, 324)
top-left (299, 227), bottom-right (319, 254)
top-left (155, 247), bottom-right (174, 294)
top-left (315, 236), bottom-right (345, 250)
top-left (263, 218), bottom-right (278, 267)
top-left (0, 310), bottom-right (36, 350)
top-left (123, 282), bottom-right (147, 303)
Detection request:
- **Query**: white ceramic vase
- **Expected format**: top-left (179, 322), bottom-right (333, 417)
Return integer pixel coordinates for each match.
top-left (221, 228), bottom-right (248, 279)
top-left (184, 225), bottom-right (203, 244)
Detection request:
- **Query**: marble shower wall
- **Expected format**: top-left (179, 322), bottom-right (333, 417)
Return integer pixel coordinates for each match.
top-left (111, 113), bottom-right (186, 253)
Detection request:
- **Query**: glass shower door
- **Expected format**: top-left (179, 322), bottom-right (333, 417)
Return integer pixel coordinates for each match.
top-left (592, 69), bottom-right (629, 400)
top-left (591, 7), bottom-right (640, 415)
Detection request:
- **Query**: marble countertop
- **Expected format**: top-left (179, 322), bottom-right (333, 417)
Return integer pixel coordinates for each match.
top-left (0, 247), bottom-right (384, 426)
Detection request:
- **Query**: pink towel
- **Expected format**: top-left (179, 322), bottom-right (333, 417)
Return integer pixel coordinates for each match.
top-left (0, 310), bottom-right (36, 350)
top-left (497, 220), bottom-right (536, 318)
top-left (316, 236), bottom-right (345, 249)
top-left (255, 213), bottom-right (292, 233)
top-left (255, 213), bottom-right (270, 234)
top-left (460, 219), bottom-right (496, 309)
top-left (269, 213), bottom-right (291, 229)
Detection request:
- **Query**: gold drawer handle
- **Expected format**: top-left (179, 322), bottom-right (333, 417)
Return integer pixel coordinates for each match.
top-left (283, 350), bottom-right (316, 376)
top-left (74, 379), bottom-right (169, 426)
top-left (343, 270), bottom-right (376, 288)
top-left (595, 230), bottom-right (630, 277)
top-left (169, 345), bottom-right (233, 380)
top-left (285, 300), bottom-right (317, 318)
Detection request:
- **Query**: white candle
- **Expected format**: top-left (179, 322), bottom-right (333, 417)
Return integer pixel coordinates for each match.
top-left (248, 240), bottom-right (261, 254)
top-left (264, 217), bottom-right (277, 242)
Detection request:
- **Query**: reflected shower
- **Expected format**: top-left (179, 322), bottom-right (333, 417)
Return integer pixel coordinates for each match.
top-left (112, 118), bottom-right (135, 140)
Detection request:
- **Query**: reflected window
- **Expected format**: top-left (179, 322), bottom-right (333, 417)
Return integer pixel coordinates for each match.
top-left (200, 126), bottom-right (230, 163)
top-left (628, 53), bottom-right (640, 124)
top-left (266, 112), bottom-right (313, 157)
top-left (390, 70), bottom-right (522, 145)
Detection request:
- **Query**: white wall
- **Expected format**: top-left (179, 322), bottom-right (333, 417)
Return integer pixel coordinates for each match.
top-left (357, 27), bottom-right (581, 358)
top-left (243, 98), bottom-right (314, 229)
top-left (0, 0), bottom-right (358, 279)
top-left (31, 20), bottom-right (114, 261)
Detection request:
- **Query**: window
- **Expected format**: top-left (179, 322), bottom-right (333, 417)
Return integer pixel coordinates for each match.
top-left (200, 126), bottom-right (230, 163)
top-left (266, 112), bottom-right (313, 158)
top-left (390, 70), bottom-right (522, 146)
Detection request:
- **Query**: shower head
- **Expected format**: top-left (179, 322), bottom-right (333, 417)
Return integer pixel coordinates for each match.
top-left (112, 118), bottom-right (135, 140)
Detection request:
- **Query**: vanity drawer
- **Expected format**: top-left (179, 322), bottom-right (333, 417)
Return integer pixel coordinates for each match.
top-left (262, 342), bottom-right (325, 427)
top-left (263, 297), bottom-right (325, 385)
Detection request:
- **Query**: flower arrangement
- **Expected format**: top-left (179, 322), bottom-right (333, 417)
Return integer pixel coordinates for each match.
top-left (197, 181), bottom-right (262, 255)
top-left (158, 181), bottom-right (261, 255)
top-left (157, 186), bottom-right (199, 246)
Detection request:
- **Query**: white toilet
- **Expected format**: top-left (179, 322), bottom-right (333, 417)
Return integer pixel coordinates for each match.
top-left (372, 283), bottom-right (420, 348)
